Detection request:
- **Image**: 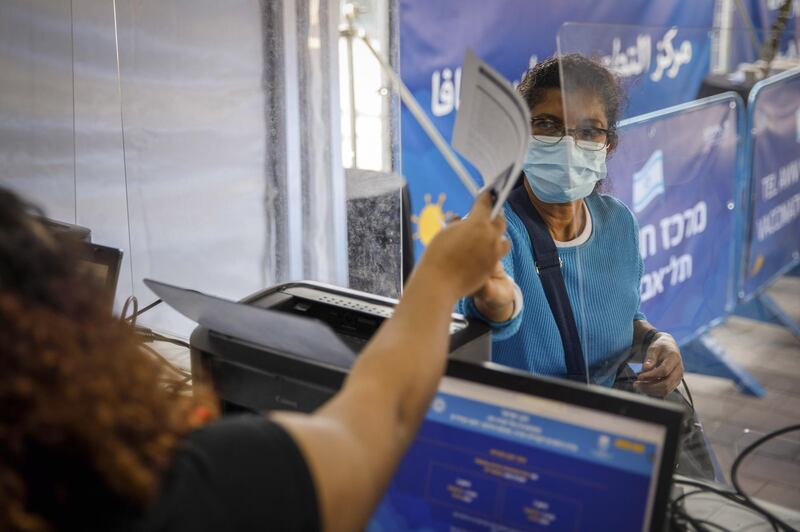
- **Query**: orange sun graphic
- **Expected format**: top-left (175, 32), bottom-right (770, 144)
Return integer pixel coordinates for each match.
top-left (411, 193), bottom-right (453, 247)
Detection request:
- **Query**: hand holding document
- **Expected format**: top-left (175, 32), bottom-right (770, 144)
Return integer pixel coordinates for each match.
top-left (359, 35), bottom-right (528, 218)
top-left (452, 50), bottom-right (531, 219)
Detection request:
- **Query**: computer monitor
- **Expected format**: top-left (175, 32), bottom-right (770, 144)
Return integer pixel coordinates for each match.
top-left (369, 361), bottom-right (683, 532)
top-left (79, 243), bottom-right (123, 312)
top-left (36, 216), bottom-right (122, 311)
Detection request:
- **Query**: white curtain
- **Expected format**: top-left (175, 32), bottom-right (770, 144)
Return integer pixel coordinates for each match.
top-left (0, 0), bottom-right (348, 337)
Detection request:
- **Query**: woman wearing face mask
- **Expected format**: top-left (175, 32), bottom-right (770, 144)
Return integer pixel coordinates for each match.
top-left (459, 54), bottom-right (684, 397)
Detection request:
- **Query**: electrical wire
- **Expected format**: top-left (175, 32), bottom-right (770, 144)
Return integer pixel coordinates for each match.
top-left (146, 329), bottom-right (190, 349)
top-left (123, 293), bottom-right (192, 388)
top-left (731, 425), bottom-right (800, 532)
top-left (671, 508), bottom-right (730, 532)
top-left (140, 343), bottom-right (192, 395)
top-left (131, 318), bottom-right (190, 350)
top-left (132, 315), bottom-right (193, 394)
top-left (668, 417), bottom-right (800, 531)
top-left (671, 478), bottom-right (780, 531)
top-left (140, 343), bottom-right (191, 379)
top-left (690, 518), bottom-right (731, 532)
top-left (120, 295), bottom-right (162, 327)
top-left (672, 512), bottom-right (712, 531)
top-left (126, 298), bottom-right (163, 326)
top-left (672, 484), bottom-right (732, 509)
top-left (671, 476), bottom-right (782, 531)
top-left (121, 295), bottom-right (138, 323)
top-left (681, 377), bottom-right (695, 410)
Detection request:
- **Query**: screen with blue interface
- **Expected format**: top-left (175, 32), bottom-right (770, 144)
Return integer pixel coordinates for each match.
top-left (368, 376), bottom-right (667, 532)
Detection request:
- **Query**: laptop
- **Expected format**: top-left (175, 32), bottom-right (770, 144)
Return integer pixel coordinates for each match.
top-left (368, 360), bottom-right (683, 532)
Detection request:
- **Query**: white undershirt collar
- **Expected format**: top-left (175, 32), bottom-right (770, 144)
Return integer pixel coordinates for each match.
top-left (554, 201), bottom-right (592, 248)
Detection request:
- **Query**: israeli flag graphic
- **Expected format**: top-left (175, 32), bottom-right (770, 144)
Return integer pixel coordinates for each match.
top-left (632, 149), bottom-right (665, 213)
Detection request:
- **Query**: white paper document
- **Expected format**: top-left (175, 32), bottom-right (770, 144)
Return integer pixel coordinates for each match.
top-left (144, 279), bottom-right (357, 369)
top-left (452, 49), bottom-right (531, 218)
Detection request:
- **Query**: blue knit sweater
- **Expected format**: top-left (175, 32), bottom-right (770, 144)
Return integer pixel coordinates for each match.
top-left (458, 192), bottom-right (645, 387)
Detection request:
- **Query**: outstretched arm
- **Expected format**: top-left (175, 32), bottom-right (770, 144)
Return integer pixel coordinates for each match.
top-left (273, 192), bottom-right (509, 532)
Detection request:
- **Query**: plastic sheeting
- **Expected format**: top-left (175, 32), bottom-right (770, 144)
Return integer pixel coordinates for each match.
top-left (0, 0), bottom-right (348, 336)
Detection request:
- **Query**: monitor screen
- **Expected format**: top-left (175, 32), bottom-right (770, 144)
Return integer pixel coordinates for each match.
top-left (369, 376), bottom-right (668, 532)
top-left (78, 243), bottom-right (122, 312)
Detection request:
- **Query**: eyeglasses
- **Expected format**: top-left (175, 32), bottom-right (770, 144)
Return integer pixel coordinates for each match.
top-left (531, 118), bottom-right (612, 151)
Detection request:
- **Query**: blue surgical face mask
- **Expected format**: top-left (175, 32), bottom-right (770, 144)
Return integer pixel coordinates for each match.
top-left (522, 136), bottom-right (607, 204)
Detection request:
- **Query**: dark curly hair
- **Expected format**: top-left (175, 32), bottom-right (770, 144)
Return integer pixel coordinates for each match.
top-left (517, 53), bottom-right (625, 146)
top-left (0, 188), bottom-right (217, 531)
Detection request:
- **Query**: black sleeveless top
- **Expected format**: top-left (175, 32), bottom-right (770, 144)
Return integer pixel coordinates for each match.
top-left (119, 415), bottom-right (320, 532)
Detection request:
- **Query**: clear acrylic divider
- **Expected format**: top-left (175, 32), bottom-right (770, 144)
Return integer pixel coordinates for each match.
top-left (552, 23), bottom-right (798, 485)
top-left (115, 0), bottom-right (273, 337)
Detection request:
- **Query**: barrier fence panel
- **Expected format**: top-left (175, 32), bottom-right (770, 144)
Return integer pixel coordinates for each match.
top-left (734, 67), bottom-right (800, 339)
top-left (741, 67), bottom-right (800, 301)
top-left (607, 94), bottom-right (744, 346)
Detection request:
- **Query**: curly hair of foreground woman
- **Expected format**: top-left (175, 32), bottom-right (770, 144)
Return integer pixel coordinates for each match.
top-left (0, 188), bottom-right (217, 532)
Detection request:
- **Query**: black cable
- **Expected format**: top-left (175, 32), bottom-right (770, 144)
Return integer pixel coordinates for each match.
top-left (731, 425), bottom-right (800, 532)
top-left (672, 511), bottom-right (731, 532)
top-left (127, 298), bottom-right (163, 326)
top-left (120, 297), bottom-right (162, 327)
top-left (668, 414), bottom-right (799, 532)
top-left (672, 487), bottom-right (714, 508)
top-left (671, 479), bottom-right (780, 532)
top-left (682, 515), bottom-right (711, 531)
top-left (673, 487), bottom-right (743, 511)
top-left (134, 325), bottom-right (191, 350)
top-left (673, 479), bottom-right (743, 502)
top-left (681, 377), bottom-right (695, 410)
top-left (671, 506), bottom-right (715, 532)
top-left (691, 517), bottom-right (731, 532)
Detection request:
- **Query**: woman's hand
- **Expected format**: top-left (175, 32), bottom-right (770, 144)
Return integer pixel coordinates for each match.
top-left (473, 262), bottom-right (516, 322)
top-left (276, 191), bottom-right (510, 532)
top-left (417, 191), bottom-right (511, 301)
top-left (634, 333), bottom-right (684, 398)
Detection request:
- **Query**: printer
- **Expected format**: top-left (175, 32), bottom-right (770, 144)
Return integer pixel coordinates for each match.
top-left (190, 281), bottom-right (490, 414)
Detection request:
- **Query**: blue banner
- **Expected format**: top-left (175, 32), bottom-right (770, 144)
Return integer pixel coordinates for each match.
top-left (742, 69), bottom-right (800, 299)
top-left (606, 95), bottom-right (743, 344)
top-left (399, 0), bottom-right (717, 258)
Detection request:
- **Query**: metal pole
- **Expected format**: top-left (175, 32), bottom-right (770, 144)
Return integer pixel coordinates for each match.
top-left (355, 28), bottom-right (479, 197)
top-left (342, 2), bottom-right (359, 167)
